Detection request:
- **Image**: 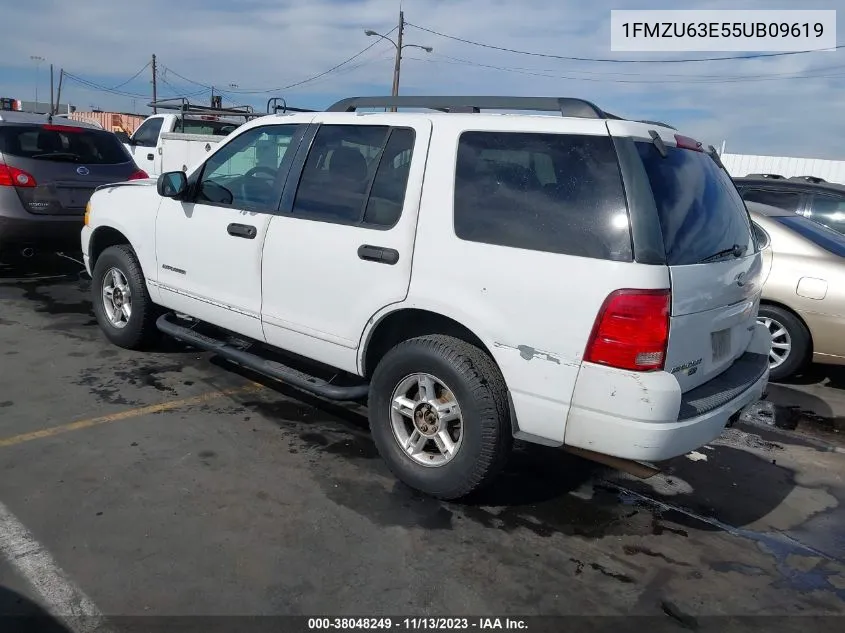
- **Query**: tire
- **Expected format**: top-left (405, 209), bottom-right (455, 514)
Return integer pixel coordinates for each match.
top-left (757, 304), bottom-right (811, 382)
top-left (367, 334), bottom-right (512, 500)
top-left (91, 244), bottom-right (162, 350)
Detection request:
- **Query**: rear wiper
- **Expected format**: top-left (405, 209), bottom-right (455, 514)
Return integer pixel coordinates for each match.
top-left (698, 243), bottom-right (747, 263)
top-left (30, 152), bottom-right (80, 162)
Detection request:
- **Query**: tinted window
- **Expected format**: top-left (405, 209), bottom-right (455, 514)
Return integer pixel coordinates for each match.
top-left (740, 188), bottom-right (801, 213)
top-left (775, 215), bottom-right (845, 257)
top-left (0, 124), bottom-right (131, 164)
top-left (132, 118), bottom-right (163, 147)
top-left (196, 124), bottom-right (300, 209)
top-left (808, 194), bottom-right (845, 234)
top-left (453, 132), bottom-right (632, 261)
top-left (174, 118), bottom-right (240, 137)
top-left (292, 125), bottom-right (415, 228)
top-left (636, 143), bottom-right (754, 266)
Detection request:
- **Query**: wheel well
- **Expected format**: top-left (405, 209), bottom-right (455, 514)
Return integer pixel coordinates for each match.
top-left (363, 309), bottom-right (497, 377)
top-left (89, 227), bottom-right (130, 269)
top-left (759, 299), bottom-right (814, 353)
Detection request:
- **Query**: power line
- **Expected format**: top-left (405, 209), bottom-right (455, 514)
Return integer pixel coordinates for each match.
top-left (413, 53), bottom-right (845, 84)
top-left (62, 71), bottom-right (149, 99)
top-left (406, 22), bottom-right (845, 63)
top-left (161, 26), bottom-right (397, 95)
top-left (109, 62), bottom-right (151, 91)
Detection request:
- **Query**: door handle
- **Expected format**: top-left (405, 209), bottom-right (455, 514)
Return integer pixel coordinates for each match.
top-left (357, 244), bottom-right (400, 265)
top-left (146, 153), bottom-right (155, 160)
top-left (227, 223), bottom-right (257, 239)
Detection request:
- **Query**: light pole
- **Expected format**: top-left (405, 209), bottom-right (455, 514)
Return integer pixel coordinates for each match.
top-left (30, 55), bottom-right (45, 110)
top-left (365, 10), bottom-right (432, 110)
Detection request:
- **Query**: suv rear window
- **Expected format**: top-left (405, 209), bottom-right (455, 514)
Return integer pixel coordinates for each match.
top-left (174, 118), bottom-right (240, 136)
top-left (453, 131), bottom-right (633, 261)
top-left (636, 142), bottom-right (754, 266)
top-left (0, 124), bottom-right (131, 165)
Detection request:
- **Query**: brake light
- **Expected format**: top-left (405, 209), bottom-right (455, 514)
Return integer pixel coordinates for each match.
top-left (584, 289), bottom-right (671, 372)
top-left (674, 134), bottom-right (703, 152)
top-left (0, 164), bottom-right (37, 188)
top-left (128, 169), bottom-right (149, 180)
top-left (41, 124), bottom-right (82, 133)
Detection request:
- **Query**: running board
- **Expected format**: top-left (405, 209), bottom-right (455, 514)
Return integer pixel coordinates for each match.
top-left (156, 313), bottom-right (370, 401)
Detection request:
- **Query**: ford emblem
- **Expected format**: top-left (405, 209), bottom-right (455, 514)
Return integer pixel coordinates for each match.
top-left (76, 166), bottom-right (90, 176)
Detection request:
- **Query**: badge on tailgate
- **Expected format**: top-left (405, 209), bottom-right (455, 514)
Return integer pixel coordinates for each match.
top-left (711, 328), bottom-right (731, 362)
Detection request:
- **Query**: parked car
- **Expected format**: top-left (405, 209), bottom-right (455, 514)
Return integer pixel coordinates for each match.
top-left (81, 95), bottom-right (770, 500)
top-left (0, 111), bottom-right (147, 260)
top-left (734, 175), bottom-right (845, 236)
top-left (747, 200), bottom-right (845, 381)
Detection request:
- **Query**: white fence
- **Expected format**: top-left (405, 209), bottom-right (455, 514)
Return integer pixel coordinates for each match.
top-left (721, 153), bottom-right (845, 185)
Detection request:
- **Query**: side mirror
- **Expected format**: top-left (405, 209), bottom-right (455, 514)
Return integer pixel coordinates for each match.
top-left (157, 171), bottom-right (188, 199)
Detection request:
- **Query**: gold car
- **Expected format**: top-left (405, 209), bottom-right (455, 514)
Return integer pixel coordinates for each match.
top-left (748, 200), bottom-right (845, 381)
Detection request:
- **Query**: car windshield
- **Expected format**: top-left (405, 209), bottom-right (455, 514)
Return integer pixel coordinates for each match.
top-left (0, 124), bottom-right (131, 164)
top-left (636, 142), bottom-right (755, 266)
top-left (775, 214), bottom-right (845, 257)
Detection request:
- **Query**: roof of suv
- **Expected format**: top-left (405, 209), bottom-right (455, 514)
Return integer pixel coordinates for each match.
top-left (734, 175), bottom-right (845, 194)
top-left (0, 111), bottom-right (100, 129)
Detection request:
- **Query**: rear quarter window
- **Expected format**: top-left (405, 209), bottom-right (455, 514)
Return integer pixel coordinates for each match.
top-left (453, 131), bottom-right (633, 261)
top-left (636, 142), bottom-right (755, 266)
top-left (0, 125), bottom-right (131, 165)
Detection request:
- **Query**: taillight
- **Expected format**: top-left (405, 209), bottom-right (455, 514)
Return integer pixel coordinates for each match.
top-left (674, 134), bottom-right (703, 152)
top-left (128, 169), bottom-right (149, 180)
top-left (584, 289), bottom-right (671, 372)
top-left (0, 164), bottom-right (37, 188)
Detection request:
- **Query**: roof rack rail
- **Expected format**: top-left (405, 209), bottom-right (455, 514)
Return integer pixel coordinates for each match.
top-left (146, 97), bottom-right (257, 119)
top-left (327, 96), bottom-right (610, 119)
top-left (637, 119), bottom-right (677, 130)
top-left (789, 175), bottom-right (827, 184)
top-left (266, 97), bottom-right (316, 115)
top-left (747, 173), bottom-right (785, 180)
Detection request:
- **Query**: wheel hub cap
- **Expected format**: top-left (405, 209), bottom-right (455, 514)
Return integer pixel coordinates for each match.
top-left (413, 403), bottom-right (440, 436)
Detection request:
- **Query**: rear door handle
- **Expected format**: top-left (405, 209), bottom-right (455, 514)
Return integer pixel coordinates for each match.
top-left (357, 244), bottom-right (399, 265)
top-left (227, 223), bottom-right (257, 239)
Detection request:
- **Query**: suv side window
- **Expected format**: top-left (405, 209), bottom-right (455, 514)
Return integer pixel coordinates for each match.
top-left (809, 193), bottom-right (845, 233)
top-left (195, 124), bottom-right (300, 210)
top-left (291, 124), bottom-right (415, 228)
top-left (132, 118), bottom-right (163, 147)
top-left (739, 188), bottom-right (801, 213)
top-left (453, 131), bottom-right (632, 261)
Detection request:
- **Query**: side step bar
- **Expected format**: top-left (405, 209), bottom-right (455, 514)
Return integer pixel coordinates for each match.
top-left (156, 313), bottom-right (370, 401)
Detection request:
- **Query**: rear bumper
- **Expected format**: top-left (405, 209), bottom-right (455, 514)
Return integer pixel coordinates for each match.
top-left (0, 213), bottom-right (84, 253)
top-left (563, 324), bottom-right (771, 462)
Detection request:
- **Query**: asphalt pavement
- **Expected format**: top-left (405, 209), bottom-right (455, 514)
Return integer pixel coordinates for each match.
top-left (1, 255), bottom-right (844, 632)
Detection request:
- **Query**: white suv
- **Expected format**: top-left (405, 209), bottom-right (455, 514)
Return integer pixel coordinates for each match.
top-left (81, 96), bottom-right (771, 500)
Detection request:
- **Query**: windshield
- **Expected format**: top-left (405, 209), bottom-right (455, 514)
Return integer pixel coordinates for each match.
top-left (635, 142), bottom-right (755, 266)
top-left (0, 124), bottom-right (131, 164)
top-left (775, 215), bottom-right (845, 257)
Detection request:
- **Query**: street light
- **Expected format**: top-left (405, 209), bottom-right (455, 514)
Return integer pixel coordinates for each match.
top-left (30, 55), bottom-right (45, 110)
top-left (365, 17), bottom-right (432, 108)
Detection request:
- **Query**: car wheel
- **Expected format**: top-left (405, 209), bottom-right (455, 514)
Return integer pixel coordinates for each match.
top-left (757, 304), bottom-right (810, 382)
top-left (368, 335), bottom-right (513, 500)
top-left (91, 245), bottom-right (161, 350)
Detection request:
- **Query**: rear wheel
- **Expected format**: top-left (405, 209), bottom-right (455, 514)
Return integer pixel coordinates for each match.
top-left (91, 245), bottom-right (162, 350)
top-left (757, 304), bottom-right (810, 382)
top-left (367, 335), bottom-right (512, 500)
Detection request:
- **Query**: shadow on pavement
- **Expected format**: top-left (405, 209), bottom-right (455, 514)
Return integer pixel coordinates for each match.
top-left (0, 586), bottom-right (72, 633)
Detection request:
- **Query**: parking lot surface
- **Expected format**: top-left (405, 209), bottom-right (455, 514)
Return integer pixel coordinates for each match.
top-left (2, 257), bottom-right (845, 629)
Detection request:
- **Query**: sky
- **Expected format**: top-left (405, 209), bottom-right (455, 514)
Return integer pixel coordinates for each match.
top-left (0, 0), bottom-right (843, 159)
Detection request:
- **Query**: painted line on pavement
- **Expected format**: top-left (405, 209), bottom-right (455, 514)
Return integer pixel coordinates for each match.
top-left (0, 384), bottom-right (264, 449)
top-left (0, 500), bottom-right (114, 632)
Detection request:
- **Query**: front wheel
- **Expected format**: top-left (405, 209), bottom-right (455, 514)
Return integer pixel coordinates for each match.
top-left (367, 335), bottom-right (512, 500)
top-left (91, 245), bottom-right (162, 350)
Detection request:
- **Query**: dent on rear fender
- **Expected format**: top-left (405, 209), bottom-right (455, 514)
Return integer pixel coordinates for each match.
top-left (492, 341), bottom-right (575, 366)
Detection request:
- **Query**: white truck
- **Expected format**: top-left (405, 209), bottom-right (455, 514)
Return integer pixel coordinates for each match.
top-left (122, 99), bottom-right (256, 177)
top-left (81, 95), bottom-right (770, 500)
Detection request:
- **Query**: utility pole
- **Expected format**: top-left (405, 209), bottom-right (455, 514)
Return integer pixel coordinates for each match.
top-left (30, 55), bottom-right (45, 111)
top-left (54, 69), bottom-right (63, 114)
top-left (151, 54), bottom-right (158, 113)
top-left (50, 64), bottom-right (54, 114)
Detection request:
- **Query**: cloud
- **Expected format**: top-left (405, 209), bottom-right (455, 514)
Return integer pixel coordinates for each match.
top-left (1, 0), bottom-right (843, 158)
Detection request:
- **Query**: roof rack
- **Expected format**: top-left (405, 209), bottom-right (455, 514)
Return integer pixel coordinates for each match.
top-left (327, 96), bottom-right (611, 119)
top-left (266, 97), bottom-right (315, 115)
top-left (789, 175), bottom-right (827, 184)
top-left (147, 97), bottom-right (257, 119)
top-left (747, 173), bottom-right (785, 180)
